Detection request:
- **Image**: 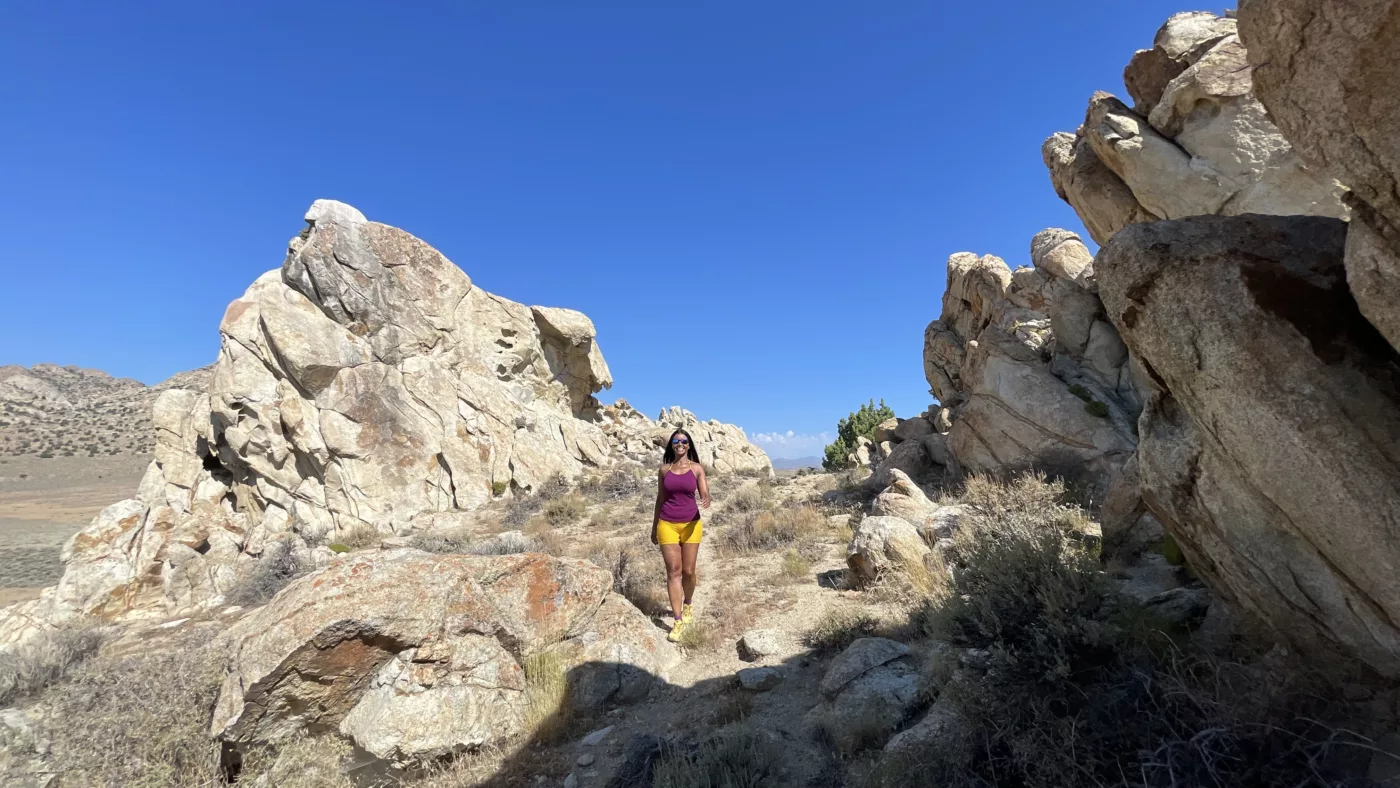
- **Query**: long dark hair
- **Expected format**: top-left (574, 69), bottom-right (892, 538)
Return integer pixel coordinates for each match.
top-left (663, 429), bottom-right (700, 464)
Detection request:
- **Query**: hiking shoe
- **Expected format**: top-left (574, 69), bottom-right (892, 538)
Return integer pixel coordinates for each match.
top-left (667, 619), bottom-right (687, 643)
top-left (682, 603), bottom-right (694, 624)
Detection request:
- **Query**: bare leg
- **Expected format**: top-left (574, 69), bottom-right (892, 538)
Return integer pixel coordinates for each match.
top-left (661, 544), bottom-right (684, 620)
top-left (681, 542), bottom-right (700, 605)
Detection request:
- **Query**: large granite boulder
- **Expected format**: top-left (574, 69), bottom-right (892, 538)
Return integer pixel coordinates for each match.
top-left (211, 551), bottom-right (674, 766)
top-left (1097, 214), bottom-right (1400, 677)
top-left (1238, 0), bottom-right (1400, 354)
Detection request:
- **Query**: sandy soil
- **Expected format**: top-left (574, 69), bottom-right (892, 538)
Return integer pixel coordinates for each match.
top-left (0, 455), bottom-right (148, 599)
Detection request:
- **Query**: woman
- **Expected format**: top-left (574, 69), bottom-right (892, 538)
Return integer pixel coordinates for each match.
top-left (652, 428), bottom-right (711, 642)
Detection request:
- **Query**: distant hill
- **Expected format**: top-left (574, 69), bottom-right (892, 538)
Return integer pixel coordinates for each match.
top-left (771, 455), bottom-right (822, 470)
top-left (0, 363), bottom-right (213, 460)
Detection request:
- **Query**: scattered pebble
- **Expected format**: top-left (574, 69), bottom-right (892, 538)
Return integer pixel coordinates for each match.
top-left (577, 753), bottom-right (596, 767)
top-left (580, 725), bottom-right (614, 747)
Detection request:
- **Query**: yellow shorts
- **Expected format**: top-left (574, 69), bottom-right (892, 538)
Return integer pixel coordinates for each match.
top-left (656, 518), bottom-right (703, 545)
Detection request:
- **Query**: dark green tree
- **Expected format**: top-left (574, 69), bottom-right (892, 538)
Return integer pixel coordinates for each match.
top-left (822, 399), bottom-right (896, 471)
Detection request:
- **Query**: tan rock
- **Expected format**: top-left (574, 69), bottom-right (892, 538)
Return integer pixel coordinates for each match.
top-left (1042, 131), bottom-right (1158, 245)
top-left (846, 516), bottom-right (930, 588)
top-left (1238, 0), bottom-right (1400, 353)
top-left (1098, 214), bottom-right (1400, 677)
top-left (212, 551), bottom-right (673, 765)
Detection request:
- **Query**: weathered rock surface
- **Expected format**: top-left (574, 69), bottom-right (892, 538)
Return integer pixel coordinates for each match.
top-left (1046, 11), bottom-right (1344, 246)
top-left (737, 629), bottom-right (786, 662)
top-left (846, 516), bottom-right (930, 588)
top-left (1238, 0), bottom-right (1400, 354)
top-left (923, 247), bottom-right (1138, 496)
top-left (820, 638), bottom-right (910, 698)
top-left (1098, 214), bottom-right (1400, 677)
top-left (211, 551), bottom-right (674, 765)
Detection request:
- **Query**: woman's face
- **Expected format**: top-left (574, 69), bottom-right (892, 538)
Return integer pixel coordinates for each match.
top-left (670, 434), bottom-right (690, 457)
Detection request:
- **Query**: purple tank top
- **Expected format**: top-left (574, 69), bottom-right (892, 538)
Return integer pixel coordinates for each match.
top-left (659, 469), bottom-right (699, 522)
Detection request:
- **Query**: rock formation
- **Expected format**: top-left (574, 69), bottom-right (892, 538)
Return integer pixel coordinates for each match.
top-left (1237, 0), bottom-right (1400, 353)
top-left (1042, 11), bottom-right (1345, 247)
top-left (212, 551), bottom-right (674, 766)
top-left (917, 7), bottom-right (1400, 677)
top-left (0, 201), bottom-right (769, 646)
top-left (1097, 214), bottom-right (1400, 676)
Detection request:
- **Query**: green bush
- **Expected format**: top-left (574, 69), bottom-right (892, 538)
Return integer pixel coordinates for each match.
top-left (1084, 400), bottom-right (1110, 418)
top-left (1068, 383), bottom-right (1093, 402)
top-left (822, 399), bottom-right (895, 471)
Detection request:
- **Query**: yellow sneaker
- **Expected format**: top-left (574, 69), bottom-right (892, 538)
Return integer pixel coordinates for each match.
top-left (682, 603), bottom-right (694, 624)
top-left (667, 618), bottom-right (687, 643)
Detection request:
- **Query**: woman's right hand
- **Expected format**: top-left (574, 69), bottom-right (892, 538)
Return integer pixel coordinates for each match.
top-left (651, 522), bottom-right (659, 545)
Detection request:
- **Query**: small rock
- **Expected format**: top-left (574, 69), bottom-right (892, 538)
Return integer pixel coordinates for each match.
top-left (563, 773), bottom-right (579, 788)
top-left (577, 753), bottom-right (596, 767)
top-left (737, 666), bottom-right (784, 692)
top-left (580, 725), bottom-right (615, 747)
top-left (380, 536), bottom-right (412, 549)
top-left (738, 629), bottom-right (784, 661)
top-left (1143, 585), bottom-right (1212, 628)
top-left (820, 638), bottom-right (910, 698)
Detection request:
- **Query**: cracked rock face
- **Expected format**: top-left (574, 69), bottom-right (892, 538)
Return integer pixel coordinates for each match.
top-left (1098, 214), bottom-right (1400, 677)
top-left (1238, 0), bottom-right (1400, 358)
top-left (1044, 11), bottom-right (1345, 247)
top-left (211, 551), bottom-right (674, 765)
top-left (922, 240), bottom-right (1139, 497)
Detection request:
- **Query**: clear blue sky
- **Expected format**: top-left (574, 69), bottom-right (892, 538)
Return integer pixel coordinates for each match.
top-left (0, 1), bottom-right (1199, 458)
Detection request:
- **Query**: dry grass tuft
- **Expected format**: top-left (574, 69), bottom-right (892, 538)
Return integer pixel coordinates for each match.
top-left (675, 619), bottom-right (716, 653)
top-left (332, 523), bottom-right (381, 551)
top-left (726, 482), bottom-right (770, 513)
top-left (804, 606), bottom-right (881, 652)
top-left (817, 705), bottom-right (901, 757)
top-left (410, 529), bottom-right (474, 554)
top-left (651, 727), bottom-right (785, 788)
top-left (777, 549), bottom-right (811, 582)
top-left (236, 735), bottom-right (353, 788)
top-left (587, 538), bottom-right (671, 618)
top-left (579, 468), bottom-right (645, 502)
top-left (542, 492), bottom-right (589, 524)
top-left (227, 539), bottom-right (305, 607)
top-left (0, 623), bottom-right (106, 705)
top-left (718, 505), bottom-right (824, 556)
top-left (521, 649), bottom-right (574, 746)
top-left (41, 636), bottom-right (228, 787)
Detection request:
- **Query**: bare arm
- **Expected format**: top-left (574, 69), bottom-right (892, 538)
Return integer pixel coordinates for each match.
top-left (695, 465), bottom-right (711, 509)
top-left (651, 466), bottom-right (667, 544)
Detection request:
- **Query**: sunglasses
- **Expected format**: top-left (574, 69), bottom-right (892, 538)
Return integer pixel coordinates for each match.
top-left (670, 438), bottom-right (689, 445)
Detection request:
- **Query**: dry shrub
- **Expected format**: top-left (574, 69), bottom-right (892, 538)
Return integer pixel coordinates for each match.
top-left (580, 468), bottom-right (644, 502)
top-left (410, 530), bottom-right (474, 554)
top-left (587, 506), bottom-right (615, 530)
top-left (804, 606), bottom-right (880, 652)
top-left (712, 689), bottom-right (754, 726)
top-left (651, 727), bottom-right (785, 788)
top-left (532, 530), bottom-right (569, 557)
top-left (726, 482), bottom-right (769, 513)
top-left (236, 735), bottom-right (353, 788)
top-left (537, 472), bottom-right (571, 500)
top-left (817, 704), bottom-right (901, 757)
top-left (332, 523), bottom-right (381, 551)
top-left (42, 637), bottom-right (227, 787)
top-left (897, 471), bottom-right (1383, 788)
top-left (522, 649), bottom-right (574, 745)
top-left (718, 505), bottom-right (823, 556)
top-left (588, 539), bottom-right (670, 618)
top-left (675, 619), bottom-right (715, 652)
top-left (778, 549), bottom-right (811, 581)
top-left (227, 539), bottom-right (305, 607)
top-left (542, 492), bottom-right (588, 524)
top-left (0, 623), bottom-right (106, 705)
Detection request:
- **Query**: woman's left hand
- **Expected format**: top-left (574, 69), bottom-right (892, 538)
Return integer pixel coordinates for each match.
top-left (699, 496), bottom-right (711, 509)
